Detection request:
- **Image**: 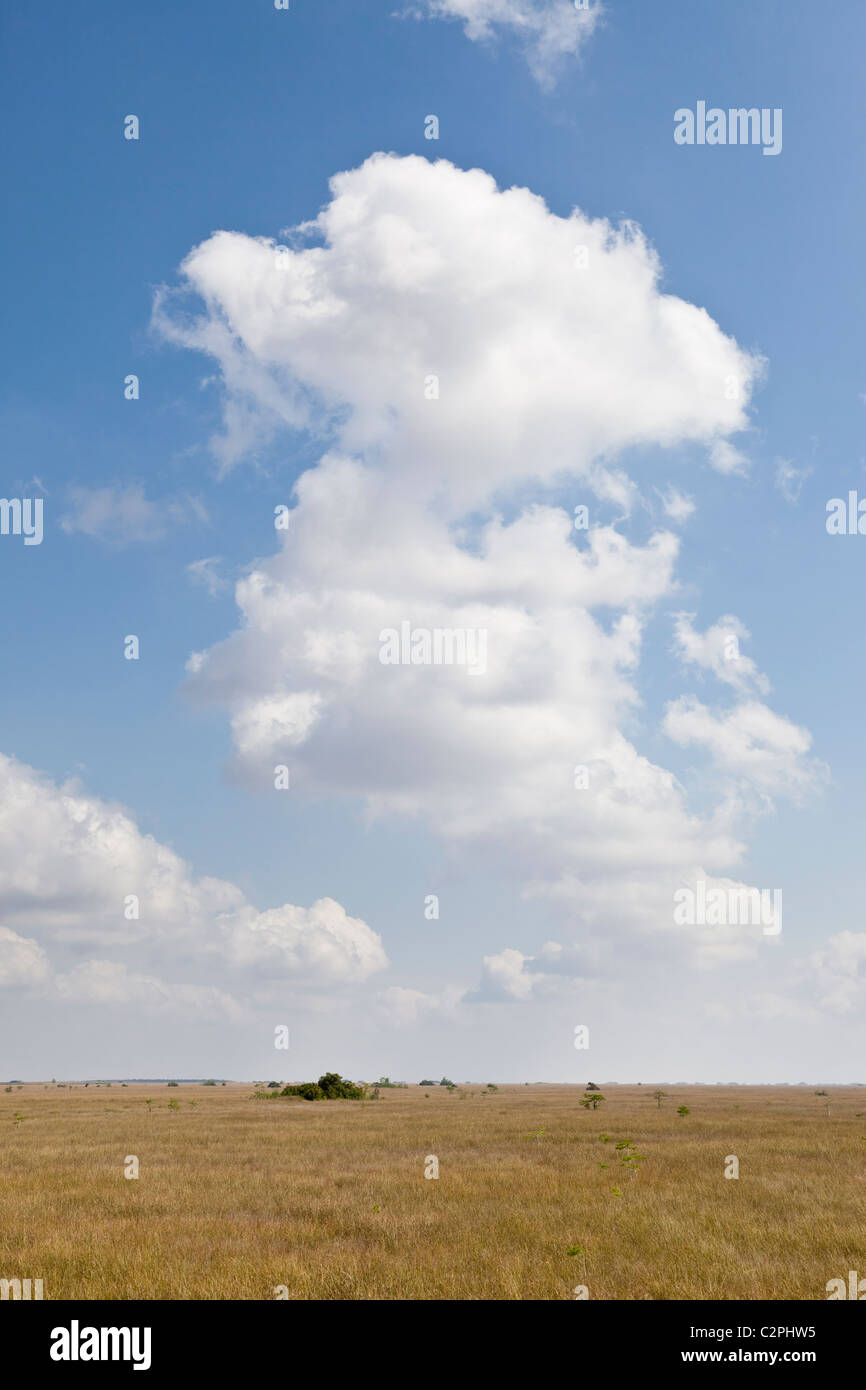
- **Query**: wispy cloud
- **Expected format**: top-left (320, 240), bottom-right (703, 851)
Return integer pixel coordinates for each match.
top-left (404, 0), bottom-right (602, 88)
top-left (709, 439), bottom-right (750, 476)
top-left (186, 556), bottom-right (227, 596)
top-left (61, 483), bottom-right (208, 545)
top-left (775, 458), bottom-right (811, 504)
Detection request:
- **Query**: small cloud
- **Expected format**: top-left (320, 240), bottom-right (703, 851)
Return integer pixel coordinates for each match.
top-left (468, 942), bottom-right (588, 1002)
top-left (186, 556), bottom-right (226, 596)
top-left (656, 486), bottom-right (695, 523)
top-left (775, 458), bottom-right (811, 504)
top-left (477, 947), bottom-right (536, 999)
top-left (672, 613), bottom-right (770, 695)
top-left (588, 465), bottom-right (637, 516)
top-left (403, 0), bottom-right (602, 89)
top-left (709, 440), bottom-right (750, 476)
top-left (663, 695), bottom-right (825, 802)
top-left (61, 483), bottom-right (207, 546)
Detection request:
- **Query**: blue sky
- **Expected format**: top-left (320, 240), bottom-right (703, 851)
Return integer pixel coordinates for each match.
top-left (1, 0), bottom-right (865, 1081)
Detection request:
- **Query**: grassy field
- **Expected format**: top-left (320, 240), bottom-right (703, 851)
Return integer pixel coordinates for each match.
top-left (0, 1082), bottom-right (863, 1300)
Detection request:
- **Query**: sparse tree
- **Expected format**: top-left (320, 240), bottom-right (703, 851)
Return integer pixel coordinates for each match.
top-left (579, 1091), bottom-right (605, 1111)
top-left (652, 1090), bottom-right (668, 1109)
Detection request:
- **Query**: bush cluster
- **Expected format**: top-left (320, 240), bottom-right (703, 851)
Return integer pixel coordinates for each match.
top-left (261, 1072), bottom-right (366, 1102)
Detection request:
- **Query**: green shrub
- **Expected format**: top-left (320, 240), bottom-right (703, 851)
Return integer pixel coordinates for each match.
top-left (278, 1073), bottom-right (366, 1101)
top-left (281, 1083), bottom-right (326, 1101)
top-left (316, 1073), bottom-right (365, 1099)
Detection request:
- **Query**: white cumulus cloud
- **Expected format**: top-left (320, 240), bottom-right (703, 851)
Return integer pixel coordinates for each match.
top-left (0, 754), bottom-right (387, 1015)
top-left (406, 0), bottom-right (602, 88)
top-left (152, 153), bottom-right (816, 996)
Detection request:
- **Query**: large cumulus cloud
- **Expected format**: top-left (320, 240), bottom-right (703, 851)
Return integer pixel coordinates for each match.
top-left (0, 754), bottom-right (387, 1018)
top-left (152, 154), bottom-right (821, 1009)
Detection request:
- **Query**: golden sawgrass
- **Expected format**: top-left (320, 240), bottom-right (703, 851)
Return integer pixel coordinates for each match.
top-left (0, 1082), bottom-right (862, 1300)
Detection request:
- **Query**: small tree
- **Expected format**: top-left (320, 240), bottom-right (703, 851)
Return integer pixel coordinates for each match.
top-left (318, 1073), bottom-right (365, 1099)
top-left (651, 1090), bottom-right (667, 1109)
top-left (599, 1135), bottom-right (644, 1182)
top-left (579, 1091), bottom-right (605, 1111)
top-left (677, 1105), bottom-right (690, 1117)
top-left (614, 1139), bottom-right (644, 1178)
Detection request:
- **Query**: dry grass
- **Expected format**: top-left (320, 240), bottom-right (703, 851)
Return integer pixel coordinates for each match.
top-left (0, 1082), bottom-right (863, 1300)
